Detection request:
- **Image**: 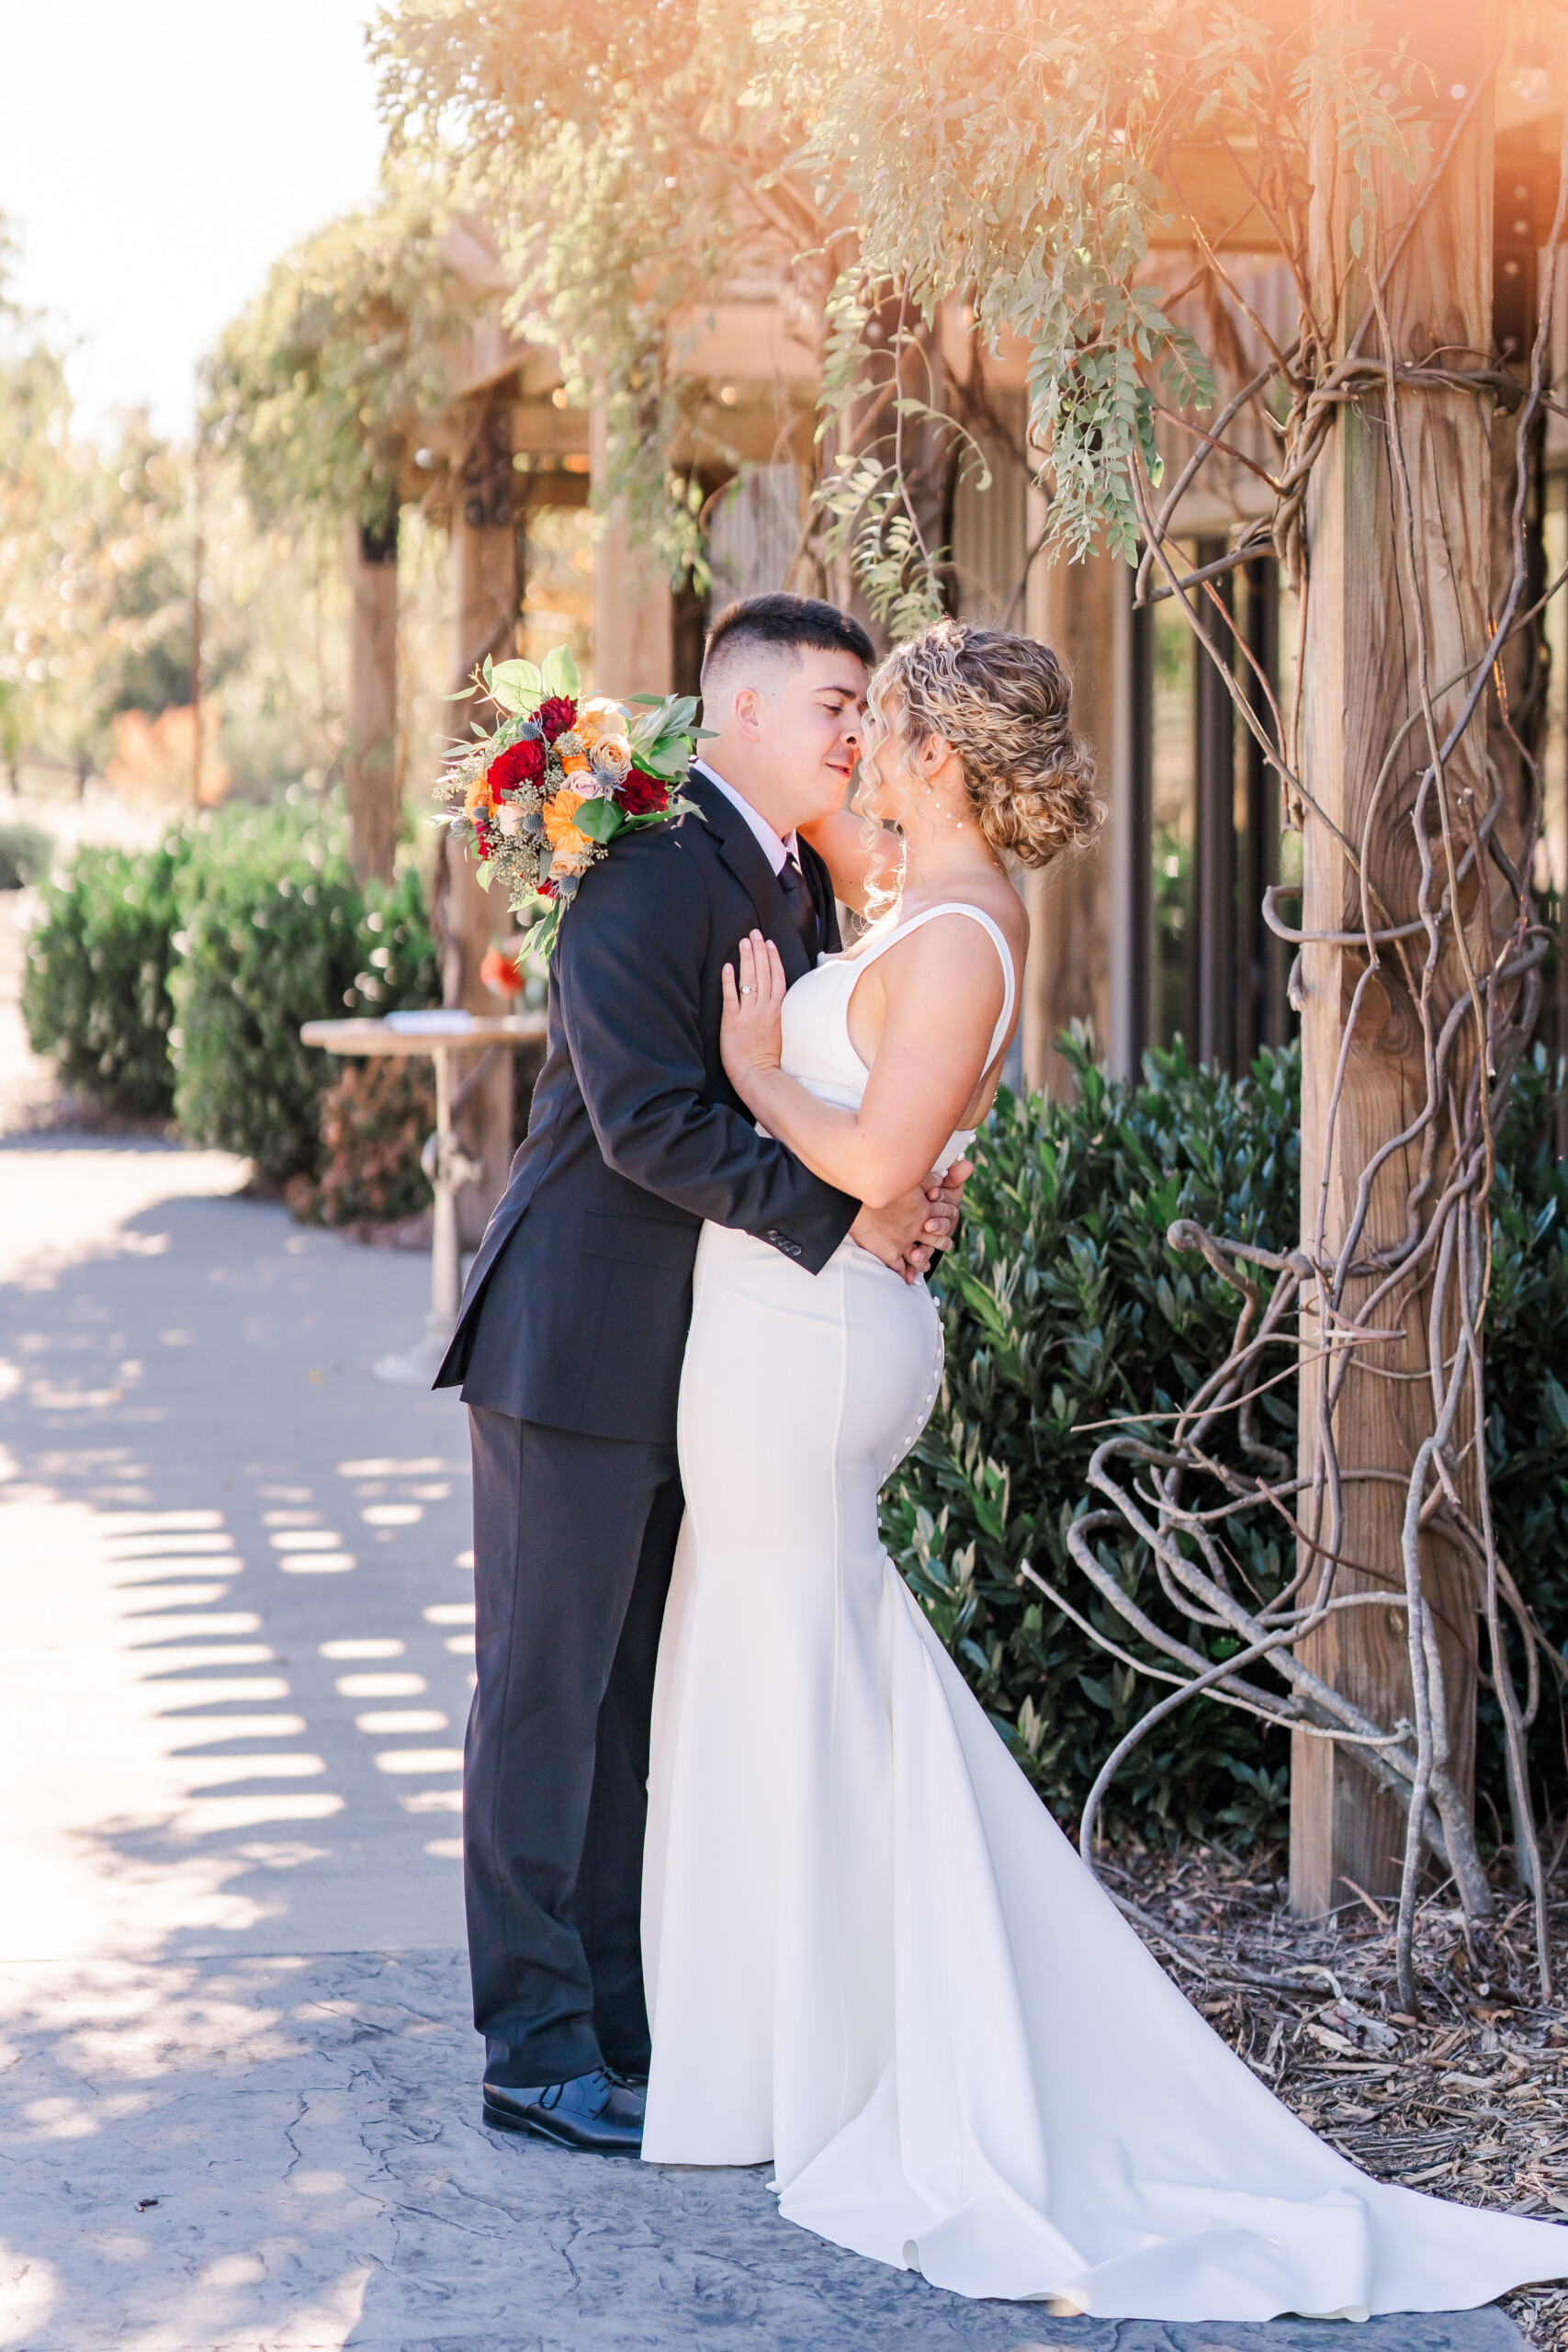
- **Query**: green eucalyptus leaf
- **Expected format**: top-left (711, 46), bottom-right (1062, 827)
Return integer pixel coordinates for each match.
top-left (632, 740), bottom-right (692, 781)
top-left (626, 705), bottom-right (666, 748)
top-left (488, 660), bottom-right (544, 717)
top-left (541, 643), bottom-right (581, 699)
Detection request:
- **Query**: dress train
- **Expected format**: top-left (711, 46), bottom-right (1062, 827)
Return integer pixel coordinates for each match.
top-left (639, 904), bottom-right (1568, 2316)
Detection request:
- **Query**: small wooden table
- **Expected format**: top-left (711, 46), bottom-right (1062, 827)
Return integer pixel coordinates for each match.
top-left (299, 1011), bottom-right (548, 1385)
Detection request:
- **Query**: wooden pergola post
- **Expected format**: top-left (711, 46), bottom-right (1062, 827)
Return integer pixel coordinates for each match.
top-left (1192, 544), bottom-right (1237, 1072)
top-left (590, 404), bottom-right (673, 696)
top-left (344, 503), bottom-right (399, 888)
top-left (1290, 48), bottom-right (1495, 1914)
top-left (1021, 514), bottom-right (1121, 1091)
top-left (443, 396), bottom-right (518, 1247)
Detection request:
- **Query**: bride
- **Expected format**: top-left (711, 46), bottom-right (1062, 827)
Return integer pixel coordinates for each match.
top-left (638, 616), bottom-right (1568, 2319)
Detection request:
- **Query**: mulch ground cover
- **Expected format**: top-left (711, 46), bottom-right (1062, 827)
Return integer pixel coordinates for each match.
top-left (1106, 1842), bottom-right (1568, 2348)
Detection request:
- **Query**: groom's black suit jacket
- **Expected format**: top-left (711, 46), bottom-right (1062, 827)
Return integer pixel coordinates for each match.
top-left (434, 771), bottom-right (860, 1445)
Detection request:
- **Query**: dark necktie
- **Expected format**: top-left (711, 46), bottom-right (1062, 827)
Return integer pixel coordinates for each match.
top-left (776, 853), bottom-right (819, 963)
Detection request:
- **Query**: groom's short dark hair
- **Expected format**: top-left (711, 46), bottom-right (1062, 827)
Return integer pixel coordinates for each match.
top-left (701, 593), bottom-right (875, 699)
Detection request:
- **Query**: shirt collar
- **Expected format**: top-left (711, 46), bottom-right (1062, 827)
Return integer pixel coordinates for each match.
top-left (692, 759), bottom-right (796, 876)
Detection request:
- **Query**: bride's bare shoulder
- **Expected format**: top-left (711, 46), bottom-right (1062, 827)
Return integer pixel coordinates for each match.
top-left (862, 907), bottom-right (1015, 1044)
top-left (892, 886), bottom-right (1028, 974)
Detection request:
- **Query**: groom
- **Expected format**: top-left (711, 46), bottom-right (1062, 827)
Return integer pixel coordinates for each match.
top-left (434, 593), bottom-right (965, 2154)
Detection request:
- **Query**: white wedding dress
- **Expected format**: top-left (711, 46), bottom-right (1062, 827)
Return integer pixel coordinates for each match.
top-left (640, 902), bottom-right (1568, 2319)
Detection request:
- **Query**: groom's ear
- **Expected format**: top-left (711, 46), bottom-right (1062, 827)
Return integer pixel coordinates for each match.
top-left (733, 686), bottom-right (764, 743)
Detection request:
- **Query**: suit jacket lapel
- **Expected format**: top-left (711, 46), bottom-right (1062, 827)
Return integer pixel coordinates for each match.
top-left (686, 770), bottom-right (813, 989)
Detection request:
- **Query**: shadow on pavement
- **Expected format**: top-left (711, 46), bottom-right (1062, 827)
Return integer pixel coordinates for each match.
top-left (0, 1146), bottom-right (1536, 2349)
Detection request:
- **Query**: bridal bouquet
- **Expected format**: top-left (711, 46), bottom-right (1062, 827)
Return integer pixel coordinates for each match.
top-left (434, 643), bottom-right (704, 957)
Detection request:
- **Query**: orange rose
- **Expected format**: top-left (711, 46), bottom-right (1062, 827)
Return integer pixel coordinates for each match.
top-left (543, 789), bottom-right (592, 857)
top-left (575, 696), bottom-right (626, 750)
top-left (560, 752), bottom-right (591, 776)
top-left (465, 768), bottom-right (493, 818)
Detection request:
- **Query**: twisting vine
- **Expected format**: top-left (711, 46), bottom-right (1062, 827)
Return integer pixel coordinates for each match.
top-left (1052, 91), bottom-right (1568, 2016)
top-left (378, 0), bottom-right (1568, 2006)
top-left (774, 6), bottom-right (1568, 2008)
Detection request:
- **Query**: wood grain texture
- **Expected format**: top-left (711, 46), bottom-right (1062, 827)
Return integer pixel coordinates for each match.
top-left (591, 405), bottom-right (675, 698)
top-left (1022, 545), bottom-right (1118, 1092)
top-left (1291, 68), bottom-right (1495, 1916)
top-left (444, 453), bottom-right (520, 1247)
top-left (344, 520), bottom-right (399, 888)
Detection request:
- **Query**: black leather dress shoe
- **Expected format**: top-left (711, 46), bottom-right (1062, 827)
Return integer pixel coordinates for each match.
top-left (481, 2067), bottom-right (645, 2154)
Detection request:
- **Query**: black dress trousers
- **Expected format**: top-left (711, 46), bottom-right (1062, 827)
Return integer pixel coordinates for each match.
top-left (464, 1408), bottom-right (682, 2086)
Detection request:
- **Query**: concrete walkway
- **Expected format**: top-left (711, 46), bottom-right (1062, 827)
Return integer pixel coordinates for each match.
top-left (0, 1136), bottom-right (1533, 2350)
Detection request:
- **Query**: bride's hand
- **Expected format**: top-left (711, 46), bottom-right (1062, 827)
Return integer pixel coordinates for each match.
top-left (720, 930), bottom-right (787, 1092)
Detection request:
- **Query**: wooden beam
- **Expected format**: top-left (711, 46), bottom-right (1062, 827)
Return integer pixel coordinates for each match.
top-left (664, 300), bottom-right (819, 388)
top-left (512, 403), bottom-right (592, 457)
top-left (1289, 43), bottom-right (1493, 1916)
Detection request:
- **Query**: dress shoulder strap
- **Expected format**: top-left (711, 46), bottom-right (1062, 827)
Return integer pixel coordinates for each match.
top-left (853, 901), bottom-right (1017, 1065)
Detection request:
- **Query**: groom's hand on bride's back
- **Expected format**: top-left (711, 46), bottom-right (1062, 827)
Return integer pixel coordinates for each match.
top-left (850, 1159), bottom-right (971, 1284)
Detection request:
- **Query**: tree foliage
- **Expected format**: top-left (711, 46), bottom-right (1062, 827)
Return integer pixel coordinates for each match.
top-left (374, 2), bottom-right (1423, 616)
top-left (0, 218), bottom-right (197, 763)
top-left (374, 1), bottom-right (836, 577)
top-left (204, 184), bottom-right (485, 533)
top-left (778, 0), bottom-right (1423, 616)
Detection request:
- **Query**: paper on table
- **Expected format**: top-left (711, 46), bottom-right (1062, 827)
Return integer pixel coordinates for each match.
top-left (385, 1010), bottom-right (474, 1034)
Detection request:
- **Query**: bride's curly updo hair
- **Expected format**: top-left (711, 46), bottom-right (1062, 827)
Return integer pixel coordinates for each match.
top-left (868, 618), bottom-right (1103, 869)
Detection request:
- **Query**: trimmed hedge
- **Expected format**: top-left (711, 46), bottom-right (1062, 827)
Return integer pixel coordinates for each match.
top-left (22, 839), bottom-right (186, 1116)
top-left (23, 803), bottom-right (437, 1175)
top-left (30, 818), bottom-right (1568, 1858)
top-left (0, 820), bottom-right (51, 890)
top-left (168, 807), bottom-right (436, 1184)
top-left (886, 1035), bottom-right (1568, 1852)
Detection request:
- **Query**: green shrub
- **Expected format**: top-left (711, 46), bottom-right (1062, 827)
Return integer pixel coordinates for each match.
top-left (22, 839), bottom-right (186, 1114)
top-left (169, 805), bottom-right (436, 1184)
top-left (884, 1035), bottom-right (1299, 1849)
top-left (286, 1054), bottom-right (435, 1228)
top-left (885, 1035), bottom-right (1568, 1852)
top-left (22, 799), bottom-right (438, 1171)
top-left (1480, 1048), bottom-right (1568, 1824)
top-left (0, 820), bottom-right (51, 889)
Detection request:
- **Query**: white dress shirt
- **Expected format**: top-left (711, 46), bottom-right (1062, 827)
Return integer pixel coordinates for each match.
top-left (691, 760), bottom-right (798, 875)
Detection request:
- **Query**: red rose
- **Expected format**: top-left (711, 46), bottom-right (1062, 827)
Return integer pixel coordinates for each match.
top-left (489, 738), bottom-right (547, 795)
top-left (536, 696), bottom-right (577, 742)
top-left (617, 770), bottom-right (669, 817)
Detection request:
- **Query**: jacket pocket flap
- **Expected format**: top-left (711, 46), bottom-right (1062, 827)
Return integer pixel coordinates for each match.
top-left (578, 1210), bottom-right (695, 1272)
